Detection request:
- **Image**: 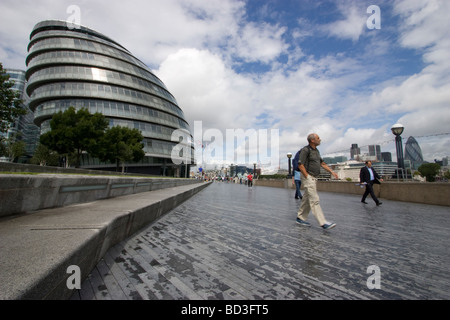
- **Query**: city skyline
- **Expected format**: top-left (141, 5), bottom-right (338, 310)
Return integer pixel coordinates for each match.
top-left (1, 0), bottom-right (449, 170)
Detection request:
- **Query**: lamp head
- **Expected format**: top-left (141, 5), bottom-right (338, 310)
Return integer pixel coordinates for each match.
top-left (391, 123), bottom-right (404, 136)
top-left (287, 152), bottom-right (292, 158)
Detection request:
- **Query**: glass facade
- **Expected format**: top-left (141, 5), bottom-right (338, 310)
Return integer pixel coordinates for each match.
top-left (25, 20), bottom-right (193, 175)
top-left (2, 69), bottom-right (39, 161)
top-left (404, 136), bottom-right (424, 170)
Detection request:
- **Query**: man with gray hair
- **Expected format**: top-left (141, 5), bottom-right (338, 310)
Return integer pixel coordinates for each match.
top-left (295, 133), bottom-right (338, 230)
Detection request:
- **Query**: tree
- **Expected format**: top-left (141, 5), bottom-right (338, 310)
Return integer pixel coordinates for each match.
top-left (30, 144), bottom-right (59, 166)
top-left (0, 135), bottom-right (26, 162)
top-left (98, 126), bottom-right (145, 172)
top-left (40, 107), bottom-right (108, 167)
top-left (0, 62), bottom-right (27, 135)
top-left (444, 170), bottom-right (450, 181)
top-left (418, 163), bottom-right (441, 182)
top-left (8, 140), bottom-right (26, 162)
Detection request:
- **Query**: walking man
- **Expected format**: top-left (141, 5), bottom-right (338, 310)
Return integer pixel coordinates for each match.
top-left (360, 160), bottom-right (383, 206)
top-left (296, 133), bottom-right (338, 230)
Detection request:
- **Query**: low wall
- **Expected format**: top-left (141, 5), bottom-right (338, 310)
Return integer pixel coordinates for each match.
top-left (254, 179), bottom-right (450, 206)
top-left (0, 182), bottom-right (212, 300)
top-left (0, 174), bottom-right (200, 218)
top-left (0, 162), bottom-right (154, 176)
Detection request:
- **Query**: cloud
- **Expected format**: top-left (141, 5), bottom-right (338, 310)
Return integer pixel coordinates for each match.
top-left (0, 0), bottom-right (71, 69)
top-left (364, 0), bottom-right (450, 134)
top-left (395, 0), bottom-right (448, 48)
top-left (231, 22), bottom-right (288, 64)
top-left (322, 4), bottom-right (367, 41)
top-left (1, 0), bottom-right (448, 166)
top-left (155, 48), bottom-right (257, 131)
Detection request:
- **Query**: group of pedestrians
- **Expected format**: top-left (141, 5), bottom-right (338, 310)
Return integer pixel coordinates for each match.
top-left (292, 133), bottom-right (383, 231)
top-left (215, 174), bottom-right (253, 186)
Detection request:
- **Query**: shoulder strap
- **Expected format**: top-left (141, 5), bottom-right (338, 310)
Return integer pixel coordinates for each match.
top-left (301, 145), bottom-right (311, 172)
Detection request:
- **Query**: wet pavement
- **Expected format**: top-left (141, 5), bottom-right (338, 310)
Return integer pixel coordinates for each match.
top-left (71, 182), bottom-right (450, 300)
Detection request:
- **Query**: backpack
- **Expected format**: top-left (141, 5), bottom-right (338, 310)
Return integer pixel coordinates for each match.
top-left (293, 146), bottom-right (312, 172)
top-left (292, 150), bottom-right (300, 171)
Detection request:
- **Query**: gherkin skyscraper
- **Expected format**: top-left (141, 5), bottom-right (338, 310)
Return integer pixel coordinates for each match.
top-left (26, 20), bottom-right (193, 175)
top-left (404, 136), bottom-right (423, 170)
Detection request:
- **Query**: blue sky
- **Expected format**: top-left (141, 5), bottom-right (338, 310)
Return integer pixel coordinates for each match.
top-left (1, 0), bottom-right (449, 170)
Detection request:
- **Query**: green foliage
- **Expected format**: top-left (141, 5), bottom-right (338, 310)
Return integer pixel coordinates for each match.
top-left (98, 126), bottom-right (145, 172)
top-left (0, 62), bottom-right (27, 134)
top-left (40, 107), bottom-right (108, 167)
top-left (444, 170), bottom-right (450, 180)
top-left (418, 163), bottom-right (441, 182)
top-left (0, 135), bottom-right (26, 162)
top-left (30, 144), bottom-right (59, 166)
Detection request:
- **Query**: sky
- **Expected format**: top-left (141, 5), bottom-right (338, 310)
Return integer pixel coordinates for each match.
top-left (1, 0), bottom-right (449, 171)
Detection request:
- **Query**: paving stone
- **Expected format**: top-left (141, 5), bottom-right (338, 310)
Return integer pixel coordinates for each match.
top-left (74, 182), bottom-right (450, 300)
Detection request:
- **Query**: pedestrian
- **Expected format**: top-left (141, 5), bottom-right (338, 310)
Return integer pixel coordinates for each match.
top-left (359, 160), bottom-right (383, 206)
top-left (291, 153), bottom-right (303, 199)
top-left (247, 173), bottom-right (253, 187)
top-left (295, 133), bottom-right (338, 230)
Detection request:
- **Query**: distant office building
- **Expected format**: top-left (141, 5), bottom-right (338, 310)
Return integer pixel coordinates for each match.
top-left (334, 160), bottom-right (397, 181)
top-left (2, 69), bottom-right (39, 161)
top-left (25, 20), bottom-right (193, 175)
top-left (350, 144), bottom-right (360, 160)
top-left (404, 136), bottom-right (424, 170)
top-left (2, 69), bottom-right (26, 141)
top-left (323, 156), bottom-right (348, 164)
top-left (368, 145), bottom-right (381, 161)
top-left (381, 152), bottom-right (392, 162)
top-left (372, 161), bottom-right (398, 178)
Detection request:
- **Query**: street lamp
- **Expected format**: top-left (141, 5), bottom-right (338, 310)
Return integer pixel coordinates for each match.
top-left (287, 153), bottom-right (292, 177)
top-left (391, 123), bottom-right (405, 176)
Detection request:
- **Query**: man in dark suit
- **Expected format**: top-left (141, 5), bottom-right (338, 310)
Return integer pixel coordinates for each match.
top-left (360, 160), bottom-right (383, 206)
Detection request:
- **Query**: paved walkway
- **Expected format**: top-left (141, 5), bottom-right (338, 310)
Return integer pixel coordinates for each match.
top-left (71, 182), bottom-right (450, 300)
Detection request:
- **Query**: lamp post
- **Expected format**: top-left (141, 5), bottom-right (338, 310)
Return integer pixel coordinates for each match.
top-left (287, 153), bottom-right (292, 177)
top-left (391, 123), bottom-right (405, 179)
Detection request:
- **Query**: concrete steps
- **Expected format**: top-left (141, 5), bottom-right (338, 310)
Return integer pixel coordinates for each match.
top-left (0, 181), bottom-right (211, 299)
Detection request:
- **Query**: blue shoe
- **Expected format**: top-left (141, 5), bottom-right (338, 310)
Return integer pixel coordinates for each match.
top-left (296, 218), bottom-right (311, 227)
top-left (322, 222), bottom-right (336, 230)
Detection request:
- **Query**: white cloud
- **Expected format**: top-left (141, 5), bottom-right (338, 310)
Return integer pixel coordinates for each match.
top-left (362, 0), bottom-right (450, 140)
top-left (231, 22), bottom-right (288, 64)
top-left (322, 4), bottom-right (366, 41)
top-left (395, 0), bottom-right (448, 48)
top-left (155, 48), bottom-right (257, 131)
top-left (1, 0), bottom-right (449, 166)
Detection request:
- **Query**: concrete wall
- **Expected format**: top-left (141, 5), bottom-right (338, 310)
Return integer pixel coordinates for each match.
top-left (0, 162), bottom-right (170, 176)
top-left (0, 174), bottom-right (201, 217)
top-left (254, 179), bottom-right (450, 206)
top-left (0, 182), bottom-right (212, 300)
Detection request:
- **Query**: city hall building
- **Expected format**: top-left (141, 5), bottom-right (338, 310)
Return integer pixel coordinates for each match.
top-left (25, 20), bottom-right (193, 175)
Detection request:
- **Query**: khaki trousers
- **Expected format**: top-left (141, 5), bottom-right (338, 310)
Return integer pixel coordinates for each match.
top-left (297, 174), bottom-right (326, 226)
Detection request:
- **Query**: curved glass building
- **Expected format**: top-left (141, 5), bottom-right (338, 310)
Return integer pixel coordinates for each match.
top-left (404, 136), bottom-right (424, 170)
top-left (25, 20), bottom-right (193, 175)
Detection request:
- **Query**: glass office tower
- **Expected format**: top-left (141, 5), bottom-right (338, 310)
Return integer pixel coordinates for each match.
top-left (2, 69), bottom-right (27, 141)
top-left (2, 69), bottom-right (39, 161)
top-left (404, 136), bottom-right (424, 170)
top-left (25, 20), bottom-right (193, 175)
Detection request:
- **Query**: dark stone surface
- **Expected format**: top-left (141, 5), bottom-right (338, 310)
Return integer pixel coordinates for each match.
top-left (73, 182), bottom-right (450, 300)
